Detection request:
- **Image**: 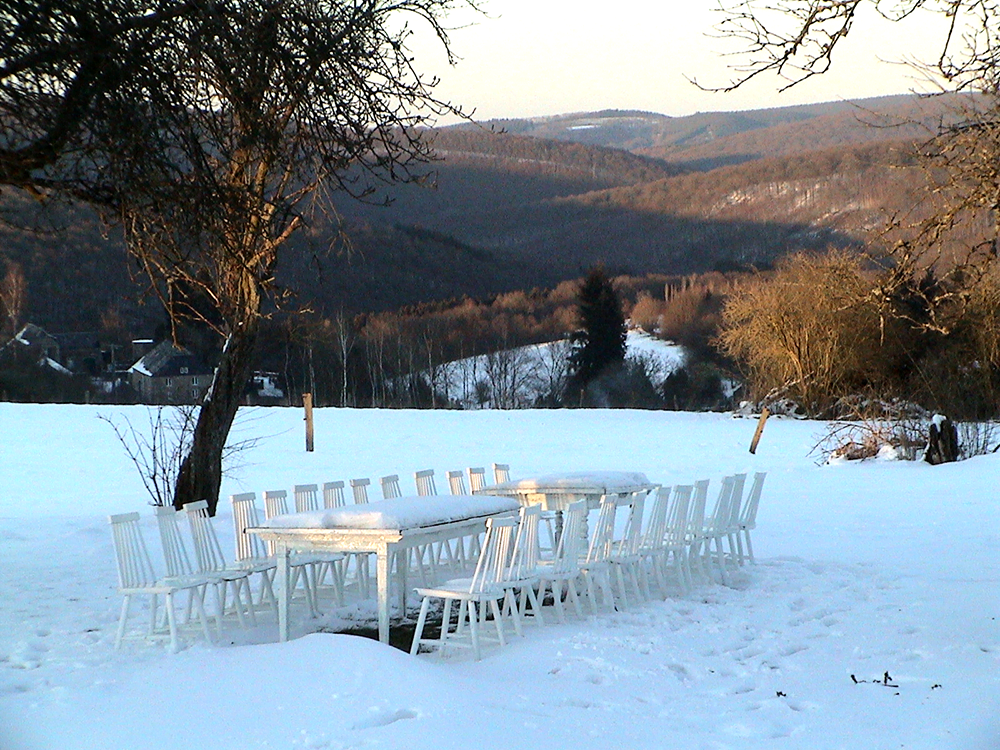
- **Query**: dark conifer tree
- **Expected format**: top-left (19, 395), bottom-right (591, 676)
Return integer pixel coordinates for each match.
top-left (567, 266), bottom-right (627, 397)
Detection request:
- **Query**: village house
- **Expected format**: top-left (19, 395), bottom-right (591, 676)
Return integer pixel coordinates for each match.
top-left (128, 340), bottom-right (213, 405)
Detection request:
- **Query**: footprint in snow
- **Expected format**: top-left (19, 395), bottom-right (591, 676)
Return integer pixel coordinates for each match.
top-left (350, 708), bottom-right (418, 731)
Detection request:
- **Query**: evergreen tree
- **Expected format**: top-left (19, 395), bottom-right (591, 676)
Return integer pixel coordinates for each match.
top-left (567, 266), bottom-right (627, 397)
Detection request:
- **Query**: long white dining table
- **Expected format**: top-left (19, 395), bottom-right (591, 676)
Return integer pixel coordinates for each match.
top-left (474, 470), bottom-right (657, 540)
top-left (474, 470), bottom-right (656, 510)
top-left (250, 494), bottom-right (520, 645)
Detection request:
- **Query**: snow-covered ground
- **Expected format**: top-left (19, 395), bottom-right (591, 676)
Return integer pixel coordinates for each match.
top-left (1, 403), bottom-right (999, 749)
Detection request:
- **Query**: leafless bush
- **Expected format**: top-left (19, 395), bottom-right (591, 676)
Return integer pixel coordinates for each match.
top-left (100, 407), bottom-right (198, 507)
top-left (812, 397), bottom-right (928, 464)
top-left (101, 406), bottom-right (261, 508)
top-left (957, 421), bottom-right (1000, 459)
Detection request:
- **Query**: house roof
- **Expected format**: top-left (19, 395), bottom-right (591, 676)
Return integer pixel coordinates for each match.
top-left (14, 323), bottom-right (58, 348)
top-left (128, 340), bottom-right (213, 378)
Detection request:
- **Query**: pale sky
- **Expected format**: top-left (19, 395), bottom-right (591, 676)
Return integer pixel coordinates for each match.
top-left (411, 1), bottom-right (948, 122)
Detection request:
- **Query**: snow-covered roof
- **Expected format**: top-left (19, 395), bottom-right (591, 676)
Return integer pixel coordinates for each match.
top-left (128, 340), bottom-right (212, 378)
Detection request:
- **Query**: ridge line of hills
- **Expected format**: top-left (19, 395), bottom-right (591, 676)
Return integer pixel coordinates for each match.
top-left (0, 93), bottom-right (968, 337)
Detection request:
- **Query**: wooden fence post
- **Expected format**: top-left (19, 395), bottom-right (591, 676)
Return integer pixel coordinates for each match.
top-left (749, 407), bottom-right (770, 454)
top-left (303, 392), bottom-right (314, 452)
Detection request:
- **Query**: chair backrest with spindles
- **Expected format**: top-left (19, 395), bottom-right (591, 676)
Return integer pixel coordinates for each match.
top-left (468, 467), bottom-right (487, 492)
top-left (263, 489), bottom-right (290, 520)
top-left (414, 469), bottom-right (437, 497)
top-left (380, 474), bottom-right (402, 499)
top-left (182, 500), bottom-right (229, 574)
top-left (469, 516), bottom-right (517, 594)
top-left (641, 485), bottom-right (670, 552)
top-left (617, 491), bottom-right (646, 557)
top-left (509, 504), bottom-right (541, 580)
top-left (492, 463), bottom-right (510, 484)
top-left (322, 481), bottom-right (345, 509)
top-left (585, 495), bottom-right (618, 564)
top-left (109, 512), bottom-right (159, 590)
top-left (153, 505), bottom-right (197, 578)
top-left (293, 484), bottom-right (320, 513)
top-left (231, 493), bottom-right (268, 562)
top-left (664, 485), bottom-right (693, 548)
top-left (551, 500), bottom-right (587, 576)
top-left (350, 478), bottom-right (370, 504)
top-left (740, 472), bottom-right (767, 529)
top-left (447, 470), bottom-right (467, 496)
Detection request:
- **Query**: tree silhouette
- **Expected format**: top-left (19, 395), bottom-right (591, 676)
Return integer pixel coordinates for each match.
top-left (567, 266), bottom-right (627, 399)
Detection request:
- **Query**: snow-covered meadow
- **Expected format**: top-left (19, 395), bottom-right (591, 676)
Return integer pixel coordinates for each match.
top-left (1, 402), bottom-right (999, 749)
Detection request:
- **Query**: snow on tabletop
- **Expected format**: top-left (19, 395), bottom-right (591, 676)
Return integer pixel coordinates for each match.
top-left (261, 494), bottom-right (520, 530)
top-left (491, 470), bottom-right (651, 492)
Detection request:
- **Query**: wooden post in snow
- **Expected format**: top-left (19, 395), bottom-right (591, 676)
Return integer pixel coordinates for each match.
top-left (303, 392), bottom-right (314, 452)
top-left (749, 407), bottom-right (770, 454)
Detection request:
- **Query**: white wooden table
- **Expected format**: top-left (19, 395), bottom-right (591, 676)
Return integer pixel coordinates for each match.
top-left (250, 495), bottom-right (519, 645)
top-left (475, 471), bottom-right (656, 540)
top-left (475, 470), bottom-right (655, 510)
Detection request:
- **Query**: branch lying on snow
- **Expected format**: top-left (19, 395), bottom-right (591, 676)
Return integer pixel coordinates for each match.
top-left (851, 671), bottom-right (899, 688)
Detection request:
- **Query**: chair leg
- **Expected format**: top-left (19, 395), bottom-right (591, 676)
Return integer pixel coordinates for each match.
top-left (468, 601), bottom-right (481, 661)
top-left (545, 579), bottom-right (565, 623)
top-left (567, 578), bottom-right (583, 618)
top-left (489, 597), bottom-right (506, 647)
top-left (411, 597), bottom-right (431, 656)
top-left (190, 586), bottom-right (213, 643)
top-left (115, 594), bottom-right (131, 649)
top-left (523, 585), bottom-right (544, 626)
top-left (165, 591), bottom-right (180, 653)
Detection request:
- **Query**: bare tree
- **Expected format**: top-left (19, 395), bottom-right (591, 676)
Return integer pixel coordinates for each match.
top-left (0, 260), bottom-right (26, 336)
top-left (700, 1), bottom-right (996, 93)
top-left (2, 1), bottom-right (476, 514)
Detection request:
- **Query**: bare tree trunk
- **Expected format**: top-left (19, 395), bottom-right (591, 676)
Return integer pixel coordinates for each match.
top-left (172, 318), bottom-right (259, 515)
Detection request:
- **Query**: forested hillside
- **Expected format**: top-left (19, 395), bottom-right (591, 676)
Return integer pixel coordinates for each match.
top-left (1, 94), bottom-right (952, 343)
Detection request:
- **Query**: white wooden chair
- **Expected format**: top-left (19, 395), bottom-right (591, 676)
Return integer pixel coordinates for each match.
top-left (181, 500), bottom-right (258, 628)
top-left (410, 515), bottom-right (518, 661)
top-left (636, 485), bottom-right (670, 596)
top-left (536, 499), bottom-right (587, 622)
top-left (662, 484), bottom-right (694, 594)
top-left (322, 481), bottom-right (346, 509)
top-left (492, 463), bottom-right (510, 484)
top-left (293, 483), bottom-right (320, 513)
top-left (686, 479), bottom-right (711, 584)
top-left (350, 478), bottom-right (371, 504)
top-left (380, 474), bottom-right (402, 499)
top-left (414, 469), bottom-right (437, 496)
top-left (736, 472), bottom-right (767, 564)
top-left (322, 481), bottom-right (372, 595)
top-left (608, 491), bottom-right (649, 608)
top-left (467, 467), bottom-right (487, 492)
top-left (579, 495), bottom-right (618, 614)
top-left (108, 511), bottom-right (212, 652)
top-left (261, 489), bottom-right (323, 613)
top-left (703, 475), bottom-right (736, 585)
top-left (153, 505), bottom-right (250, 634)
top-left (230, 492), bottom-right (279, 612)
top-left (502, 504), bottom-right (545, 629)
top-left (723, 473), bottom-right (748, 565)
top-left (446, 470), bottom-right (467, 495)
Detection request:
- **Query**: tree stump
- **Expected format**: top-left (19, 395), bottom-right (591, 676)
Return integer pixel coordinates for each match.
top-left (925, 416), bottom-right (959, 465)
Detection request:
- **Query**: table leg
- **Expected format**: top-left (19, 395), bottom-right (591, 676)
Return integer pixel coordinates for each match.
top-left (398, 546), bottom-right (409, 615)
top-left (276, 542), bottom-right (290, 642)
top-left (377, 542), bottom-right (390, 644)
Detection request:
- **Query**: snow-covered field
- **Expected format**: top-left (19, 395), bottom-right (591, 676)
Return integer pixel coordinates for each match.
top-left (1, 402), bottom-right (999, 749)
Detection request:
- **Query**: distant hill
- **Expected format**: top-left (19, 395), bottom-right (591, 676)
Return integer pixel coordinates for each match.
top-left (469, 94), bottom-right (961, 169)
top-left (0, 93), bottom-right (970, 337)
